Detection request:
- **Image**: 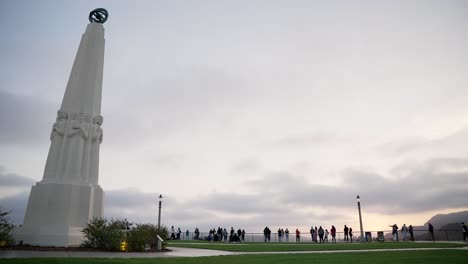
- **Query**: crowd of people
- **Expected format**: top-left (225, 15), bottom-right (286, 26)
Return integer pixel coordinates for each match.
top-left (292, 225), bottom-right (351, 243)
top-left (389, 222), bottom-right (435, 242)
top-left (168, 222), bottom-right (468, 243)
top-left (259, 225), bottom-right (355, 243)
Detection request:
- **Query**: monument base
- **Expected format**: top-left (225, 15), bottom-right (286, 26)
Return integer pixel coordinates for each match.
top-left (16, 182), bottom-right (104, 246)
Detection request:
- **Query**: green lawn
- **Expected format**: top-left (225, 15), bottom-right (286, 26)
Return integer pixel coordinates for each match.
top-left (2, 250), bottom-right (468, 264)
top-left (167, 241), bottom-right (466, 252)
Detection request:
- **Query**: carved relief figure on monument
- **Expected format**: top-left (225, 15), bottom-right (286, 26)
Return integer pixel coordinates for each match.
top-left (43, 110), bottom-right (68, 182)
top-left (88, 115), bottom-right (103, 185)
top-left (64, 112), bottom-right (90, 183)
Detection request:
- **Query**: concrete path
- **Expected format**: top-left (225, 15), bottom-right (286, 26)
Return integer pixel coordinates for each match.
top-left (1, 245), bottom-right (467, 259)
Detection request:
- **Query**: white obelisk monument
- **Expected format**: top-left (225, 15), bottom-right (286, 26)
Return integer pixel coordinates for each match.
top-left (18, 9), bottom-right (109, 246)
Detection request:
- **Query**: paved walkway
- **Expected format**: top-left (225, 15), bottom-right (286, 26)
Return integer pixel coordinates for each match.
top-left (1, 245), bottom-right (467, 259)
top-left (0, 247), bottom-right (236, 259)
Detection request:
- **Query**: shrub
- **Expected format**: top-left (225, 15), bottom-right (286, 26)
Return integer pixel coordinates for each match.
top-left (81, 218), bottom-right (127, 251)
top-left (127, 224), bottom-right (169, 252)
top-left (82, 218), bottom-right (169, 252)
top-left (0, 208), bottom-right (15, 246)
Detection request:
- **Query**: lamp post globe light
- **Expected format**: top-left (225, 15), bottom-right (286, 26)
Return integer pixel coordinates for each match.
top-left (158, 194), bottom-right (163, 230)
top-left (356, 195), bottom-right (365, 242)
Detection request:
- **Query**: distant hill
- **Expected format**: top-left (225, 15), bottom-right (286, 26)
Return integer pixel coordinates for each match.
top-left (384, 210), bottom-right (467, 241)
top-left (426, 211), bottom-right (468, 228)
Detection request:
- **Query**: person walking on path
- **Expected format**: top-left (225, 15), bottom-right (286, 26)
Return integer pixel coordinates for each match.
top-left (318, 226), bottom-right (325, 243)
top-left (285, 228), bottom-right (290, 242)
top-left (331, 225), bottom-right (337, 243)
top-left (344, 225), bottom-right (349, 242)
top-left (428, 223), bottom-right (435, 241)
top-left (296, 228), bottom-right (301, 243)
top-left (408, 225), bottom-right (414, 241)
top-left (401, 224), bottom-right (408, 241)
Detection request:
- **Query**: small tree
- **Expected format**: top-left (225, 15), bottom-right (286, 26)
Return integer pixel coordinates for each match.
top-left (0, 208), bottom-right (15, 246)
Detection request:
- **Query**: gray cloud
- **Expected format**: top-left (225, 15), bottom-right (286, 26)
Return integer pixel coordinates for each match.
top-left (270, 131), bottom-right (341, 149)
top-left (2, 157), bottom-right (467, 230)
top-left (0, 192), bottom-right (29, 225)
top-left (0, 166), bottom-right (35, 187)
top-left (250, 158), bottom-right (468, 214)
top-left (0, 90), bottom-right (55, 145)
top-left (375, 127), bottom-right (468, 157)
top-left (230, 159), bottom-right (263, 175)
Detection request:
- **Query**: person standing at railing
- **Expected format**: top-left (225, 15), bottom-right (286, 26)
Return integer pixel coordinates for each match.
top-left (217, 227), bottom-right (223, 241)
top-left (263, 226), bottom-right (269, 242)
top-left (409, 225), bottom-right (414, 241)
top-left (285, 228), bottom-right (290, 242)
top-left (344, 225), bottom-right (349, 242)
top-left (296, 228), bottom-right (301, 243)
top-left (223, 228), bottom-right (228, 242)
top-left (401, 224), bottom-right (408, 241)
top-left (241, 229), bottom-right (245, 241)
top-left (324, 229), bottom-right (329, 243)
top-left (428, 223), bottom-right (435, 241)
top-left (318, 226), bottom-right (324, 243)
top-left (314, 226), bottom-right (318, 242)
top-left (230, 227), bottom-right (235, 240)
top-left (389, 224), bottom-right (399, 241)
top-left (331, 225), bottom-right (336, 243)
top-left (310, 226), bottom-right (314, 242)
top-left (278, 228), bottom-right (282, 242)
top-left (177, 227), bottom-right (181, 240)
top-left (170, 226), bottom-right (176, 240)
top-left (462, 222), bottom-right (467, 241)
top-left (349, 227), bottom-right (353, 242)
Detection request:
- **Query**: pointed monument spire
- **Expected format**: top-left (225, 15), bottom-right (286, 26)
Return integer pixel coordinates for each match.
top-left (17, 8), bottom-right (109, 246)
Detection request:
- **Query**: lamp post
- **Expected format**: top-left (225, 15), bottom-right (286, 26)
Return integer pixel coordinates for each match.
top-left (356, 195), bottom-right (365, 242)
top-left (158, 194), bottom-right (163, 230)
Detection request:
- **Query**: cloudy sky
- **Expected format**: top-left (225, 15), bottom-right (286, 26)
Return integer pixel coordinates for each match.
top-left (1, 0), bottom-right (468, 233)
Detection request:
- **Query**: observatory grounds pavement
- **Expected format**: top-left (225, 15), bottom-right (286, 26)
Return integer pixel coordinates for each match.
top-left (1, 244), bottom-right (468, 259)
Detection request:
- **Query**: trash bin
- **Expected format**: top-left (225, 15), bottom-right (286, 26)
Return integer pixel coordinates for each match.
top-left (365, 232), bottom-right (372, 242)
top-left (377, 231), bottom-right (385, 242)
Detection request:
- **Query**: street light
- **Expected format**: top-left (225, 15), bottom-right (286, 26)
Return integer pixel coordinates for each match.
top-left (158, 194), bottom-right (163, 230)
top-left (356, 195), bottom-right (365, 242)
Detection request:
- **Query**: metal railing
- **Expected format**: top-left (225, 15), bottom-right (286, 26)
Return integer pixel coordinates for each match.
top-left (168, 229), bottom-right (466, 243)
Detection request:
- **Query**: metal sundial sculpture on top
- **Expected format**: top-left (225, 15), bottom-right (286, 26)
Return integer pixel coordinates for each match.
top-left (89, 8), bottom-right (109, 24)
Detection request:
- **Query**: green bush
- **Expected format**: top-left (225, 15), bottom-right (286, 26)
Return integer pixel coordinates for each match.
top-left (127, 224), bottom-right (169, 252)
top-left (81, 218), bottom-right (127, 251)
top-left (0, 208), bottom-right (15, 246)
top-left (82, 218), bottom-right (168, 252)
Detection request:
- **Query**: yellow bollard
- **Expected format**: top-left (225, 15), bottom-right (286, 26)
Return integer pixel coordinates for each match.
top-left (120, 240), bottom-right (127, 252)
